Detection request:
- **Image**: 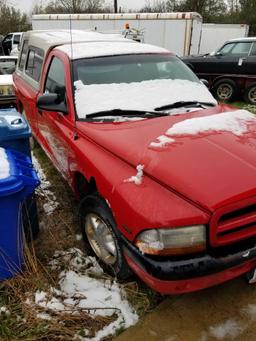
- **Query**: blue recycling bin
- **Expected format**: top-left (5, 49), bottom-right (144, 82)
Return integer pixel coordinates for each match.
top-left (0, 108), bottom-right (31, 156)
top-left (0, 108), bottom-right (39, 240)
top-left (0, 148), bottom-right (39, 280)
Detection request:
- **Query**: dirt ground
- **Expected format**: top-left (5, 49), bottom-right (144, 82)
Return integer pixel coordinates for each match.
top-left (116, 277), bottom-right (256, 341)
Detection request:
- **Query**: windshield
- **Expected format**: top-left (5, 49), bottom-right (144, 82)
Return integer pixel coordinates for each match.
top-left (72, 53), bottom-right (216, 120)
top-left (73, 54), bottom-right (200, 85)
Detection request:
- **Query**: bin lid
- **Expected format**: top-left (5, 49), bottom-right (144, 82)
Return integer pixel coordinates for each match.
top-left (0, 147), bottom-right (25, 196)
top-left (0, 108), bottom-right (31, 142)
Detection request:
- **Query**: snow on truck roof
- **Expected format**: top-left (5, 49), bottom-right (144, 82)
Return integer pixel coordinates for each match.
top-left (56, 41), bottom-right (169, 60)
top-left (23, 30), bottom-right (169, 60)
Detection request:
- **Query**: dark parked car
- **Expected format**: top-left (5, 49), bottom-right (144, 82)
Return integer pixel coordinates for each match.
top-left (182, 37), bottom-right (256, 104)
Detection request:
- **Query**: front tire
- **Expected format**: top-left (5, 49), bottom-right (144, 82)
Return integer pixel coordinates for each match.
top-left (212, 79), bottom-right (238, 102)
top-left (80, 193), bottom-right (131, 280)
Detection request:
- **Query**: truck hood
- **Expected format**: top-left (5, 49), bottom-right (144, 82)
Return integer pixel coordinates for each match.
top-left (77, 105), bottom-right (256, 212)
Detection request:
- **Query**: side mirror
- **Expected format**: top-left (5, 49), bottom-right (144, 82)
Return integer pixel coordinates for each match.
top-left (200, 79), bottom-right (209, 87)
top-left (36, 93), bottom-right (68, 115)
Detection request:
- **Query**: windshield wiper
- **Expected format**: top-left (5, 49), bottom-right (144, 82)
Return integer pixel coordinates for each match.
top-left (86, 108), bottom-right (168, 119)
top-left (155, 101), bottom-right (216, 111)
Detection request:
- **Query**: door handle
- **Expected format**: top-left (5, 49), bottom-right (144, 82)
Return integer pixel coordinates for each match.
top-left (238, 57), bottom-right (246, 66)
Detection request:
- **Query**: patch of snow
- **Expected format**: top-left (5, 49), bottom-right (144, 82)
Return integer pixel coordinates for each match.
top-left (74, 329), bottom-right (90, 340)
top-left (49, 248), bottom-right (103, 276)
top-left (166, 110), bottom-right (255, 138)
top-left (0, 148), bottom-right (10, 180)
top-left (149, 135), bottom-right (175, 148)
top-left (209, 320), bottom-right (244, 339)
top-left (32, 152), bottom-right (59, 215)
top-left (124, 164), bottom-right (144, 185)
top-left (149, 109), bottom-right (256, 149)
top-left (35, 291), bottom-right (47, 304)
top-left (57, 41), bottom-right (168, 60)
top-left (74, 79), bottom-right (216, 119)
top-left (0, 306), bottom-right (10, 316)
top-left (76, 234), bottom-right (83, 241)
top-left (28, 248), bottom-right (138, 340)
top-left (37, 312), bottom-right (52, 321)
top-left (92, 116), bottom-right (146, 123)
top-left (243, 304), bottom-right (256, 320)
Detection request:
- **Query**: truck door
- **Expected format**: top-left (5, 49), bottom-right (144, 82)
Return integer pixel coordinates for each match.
top-left (214, 41), bottom-right (251, 75)
top-left (2, 34), bottom-right (13, 55)
top-left (13, 43), bottom-right (44, 137)
top-left (37, 53), bottom-right (75, 181)
top-left (245, 42), bottom-right (256, 76)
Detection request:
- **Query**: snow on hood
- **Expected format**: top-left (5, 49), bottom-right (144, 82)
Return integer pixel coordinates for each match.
top-left (74, 79), bottom-right (217, 119)
top-left (149, 109), bottom-right (256, 148)
top-left (166, 109), bottom-right (255, 137)
top-left (0, 148), bottom-right (10, 180)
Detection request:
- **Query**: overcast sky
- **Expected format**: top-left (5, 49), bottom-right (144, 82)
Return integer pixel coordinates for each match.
top-left (13, 0), bottom-right (147, 14)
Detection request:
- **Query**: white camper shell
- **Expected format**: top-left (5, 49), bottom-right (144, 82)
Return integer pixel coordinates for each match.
top-left (32, 12), bottom-right (202, 56)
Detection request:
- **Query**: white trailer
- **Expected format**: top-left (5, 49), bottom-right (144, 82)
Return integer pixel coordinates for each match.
top-left (32, 12), bottom-right (202, 56)
top-left (199, 23), bottom-right (249, 54)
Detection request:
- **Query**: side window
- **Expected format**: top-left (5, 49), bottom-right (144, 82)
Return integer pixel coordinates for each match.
top-left (3, 34), bottom-right (12, 44)
top-left (18, 40), bottom-right (28, 70)
top-left (13, 34), bottom-right (21, 45)
top-left (45, 57), bottom-right (66, 102)
top-left (2, 34), bottom-right (13, 55)
top-left (25, 46), bottom-right (44, 81)
top-left (217, 43), bottom-right (235, 56)
top-left (230, 42), bottom-right (252, 56)
top-left (250, 42), bottom-right (256, 56)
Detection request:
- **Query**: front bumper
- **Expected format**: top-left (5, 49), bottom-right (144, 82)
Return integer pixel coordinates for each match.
top-left (0, 95), bottom-right (15, 106)
top-left (121, 236), bottom-right (256, 294)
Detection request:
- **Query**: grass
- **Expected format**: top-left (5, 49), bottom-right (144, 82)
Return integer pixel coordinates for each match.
top-left (227, 101), bottom-right (256, 114)
top-left (0, 142), bottom-right (161, 341)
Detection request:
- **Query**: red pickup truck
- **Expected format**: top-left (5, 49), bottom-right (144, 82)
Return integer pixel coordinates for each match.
top-left (13, 30), bottom-right (256, 294)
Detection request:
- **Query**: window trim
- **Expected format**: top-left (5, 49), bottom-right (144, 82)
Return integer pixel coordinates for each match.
top-left (44, 55), bottom-right (66, 93)
top-left (18, 40), bottom-right (29, 70)
top-left (24, 45), bottom-right (44, 82)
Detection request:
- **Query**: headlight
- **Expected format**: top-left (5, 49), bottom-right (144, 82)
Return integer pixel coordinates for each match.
top-left (135, 225), bottom-right (206, 256)
top-left (0, 85), bottom-right (14, 96)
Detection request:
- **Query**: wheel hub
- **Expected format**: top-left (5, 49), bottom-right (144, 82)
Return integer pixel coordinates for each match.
top-left (217, 84), bottom-right (232, 100)
top-left (248, 87), bottom-right (256, 104)
top-left (84, 213), bottom-right (117, 265)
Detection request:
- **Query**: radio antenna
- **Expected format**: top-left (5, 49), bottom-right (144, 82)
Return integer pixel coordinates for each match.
top-left (69, 13), bottom-right (78, 140)
top-left (69, 13), bottom-right (74, 61)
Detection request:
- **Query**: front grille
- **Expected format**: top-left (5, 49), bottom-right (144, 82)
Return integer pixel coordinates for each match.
top-left (210, 197), bottom-right (256, 247)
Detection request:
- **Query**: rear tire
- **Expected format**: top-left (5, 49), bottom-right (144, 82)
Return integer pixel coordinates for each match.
top-left (80, 193), bottom-right (132, 280)
top-left (212, 79), bottom-right (238, 102)
top-left (244, 83), bottom-right (256, 105)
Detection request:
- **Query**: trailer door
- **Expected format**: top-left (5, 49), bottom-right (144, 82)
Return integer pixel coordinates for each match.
top-left (190, 18), bottom-right (202, 55)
